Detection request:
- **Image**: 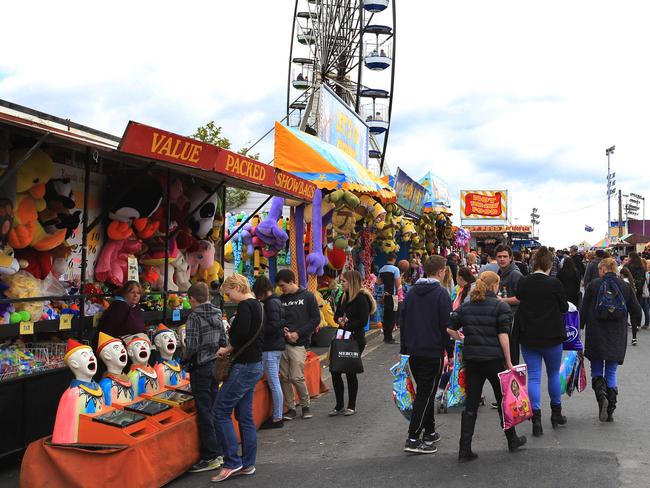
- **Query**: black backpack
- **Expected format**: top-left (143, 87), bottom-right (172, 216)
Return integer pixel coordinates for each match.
top-left (595, 277), bottom-right (627, 320)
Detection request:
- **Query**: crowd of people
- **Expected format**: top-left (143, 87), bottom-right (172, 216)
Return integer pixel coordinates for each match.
top-left (173, 241), bottom-right (648, 481)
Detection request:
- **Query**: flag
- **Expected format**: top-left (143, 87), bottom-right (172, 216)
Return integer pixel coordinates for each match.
top-left (585, 225), bottom-right (594, 232)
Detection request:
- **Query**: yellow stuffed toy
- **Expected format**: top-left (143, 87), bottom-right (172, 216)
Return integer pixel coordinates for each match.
top-left (191, 261), bottom-right (224, 285)
top-left (357, 195), bottom-right (387, 224)
top-left (316, 291), bottom-right (337, 328)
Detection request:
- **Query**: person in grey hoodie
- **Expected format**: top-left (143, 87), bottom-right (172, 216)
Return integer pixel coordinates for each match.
top-left (184, 282), bottom-right (227, 473)
top-left (495, 244), bottom-right (523, 364)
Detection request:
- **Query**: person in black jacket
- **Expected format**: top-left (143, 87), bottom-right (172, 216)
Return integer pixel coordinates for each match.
top-left (580, 258), bottom-right (642, 422)
top-left (557, 254), bottom-right (581, 307)
top-left (448, 271), bottom-right (526, 461)
top-left (515, 247), bottom-right (569, 437)
top-left (329, 270), bottom-right (376, 417)
top-left (212, 274), bottom-right (264, 482)
top-left (253, 276), bottom-right (286, 429)
top-left (623, 252), bottom-right (646, 345)
top-left (399, 255), bottom-right (451, 455)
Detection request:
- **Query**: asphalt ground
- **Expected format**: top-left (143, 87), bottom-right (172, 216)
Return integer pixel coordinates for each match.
top-left (4, 326), bottom-right (649, 487)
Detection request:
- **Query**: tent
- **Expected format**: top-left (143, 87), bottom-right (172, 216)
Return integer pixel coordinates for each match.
top-left (273, 122), bottom-right (395, 201)
top-left (591, 236), bottom-right (612, 249)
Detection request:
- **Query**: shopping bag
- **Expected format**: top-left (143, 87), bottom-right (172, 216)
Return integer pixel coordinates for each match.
top-left (329, 338), bottom-right (364, 374)
top-left (559, 350), bottom-right (579, 395)
top-left (563, 308), bottom-right (584, 351)
top-left (577, 352), bottom-right (587, 392)
top-left (498, 364), bottom-right (533, 430)
top-left (390, 355), bottom-right (416, 420)
top-left (447, 340), bottom-right (467, 408)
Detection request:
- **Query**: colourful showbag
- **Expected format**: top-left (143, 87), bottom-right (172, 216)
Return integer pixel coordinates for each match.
top-left (390, 355), bottom-right (416, 421)
top-left (563, 309), bottom-right (584, 351)
top-left (498, 364), bottom-right (533, 430)
top-left (577, 353), bottom-right (587, 392)
top-left (559, 350), bottom-right (579, 395)
top-left (447, 340), bottom-right (467, 408)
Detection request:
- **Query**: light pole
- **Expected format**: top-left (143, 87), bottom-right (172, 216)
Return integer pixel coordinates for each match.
top-left (530, 208), bottom-right (540, 239)
top-left (630, 192), bottom-right (645, 236)
top-left (606, 145), bottom-right (616, 239)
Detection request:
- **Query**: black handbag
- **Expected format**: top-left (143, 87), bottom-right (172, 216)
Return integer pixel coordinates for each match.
top-left (329, 337), bottom-right (364, 374)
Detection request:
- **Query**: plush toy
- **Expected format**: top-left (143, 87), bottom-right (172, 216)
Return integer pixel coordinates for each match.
top-left (185, 240), bottom-right (215, 277)
top-left (3, 270), bottom-right (43, 322)
top-left (357, 195), bottom-right (387, 224)
top-left (326, 247), bottom-right (346, 271)
top-left (94, 239), bottom-right (142, 287)
top-left (106, 174), bottom-right (162, 241)
top-left (6, 149), bottom-right (67, 251)
top-left (188, 185), bottom-right (219, 240)
top-left (254, 197), bottom-right (288, 255)
top-left (306, 190), bottom-right (328, 277)
top-left (240, 222), bottom-right (254, 258)
top-left (171, 251), bottom-right (192, 291)
top-left (0, 198), bottom-right (13, 246)
top-left (192, 261), bottom-right (223, 285)
top-left (294, 205), bottom-right (307, 287)
top-left (40, 178), bottom-right (81, 239)
top-left (0, 245), bottom-right (22, 276)
top-left (140, 235), bottom-right (179, 291)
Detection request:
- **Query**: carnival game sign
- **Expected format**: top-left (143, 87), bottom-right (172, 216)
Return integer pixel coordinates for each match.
top-left (318, 84), bottom-right (369, 168)
top-left (214, 151), bottom-right (274, 187)
top-left (468, 225), bottom-right (532, 233)
top-left (274, 168), bottom-right (316, 201)
top-left (461, 190), bottom-right (508, 220)
top-left (393, 167), bottom-right (427, 215)
top-left (119, 121), bottom-right (217, 171)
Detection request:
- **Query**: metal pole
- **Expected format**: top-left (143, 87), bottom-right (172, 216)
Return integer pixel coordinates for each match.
top-left (643, 197), bottom-right (646, 236)
top-left (607, 151), bottom-right (611, 240)
top-left (79, 148), bottom-right (92, 325)
top-left (618, 190), bottom-right (623, 239)
top-left (162, 169), bottom-right (171, 323)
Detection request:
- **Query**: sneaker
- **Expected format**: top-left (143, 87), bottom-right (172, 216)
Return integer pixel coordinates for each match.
top-left (490, 402), bottom-right (499, 409)
top-left (343, 408), bottom-right (356, 416)
top-left (632, 338), bottom-right (638, 346)
top-left (404, 438), bottom-right (437, 454)
top-left (211, 466), bottom-right (242, 482)
top-left (189, 456), bottom-right (222, 473)
top-left (301, 407), bottom-right (313, 419)
top-left (236, 466), bottom-right (256, 476)
top-left (422, 432), bottom-right (441, 446)
top-left (283, 409), bottom-right (297, 421)
top-left (384, 339), bottom-right (398, 344)
top-left (260, 418), bottom-right (284, 429)
top-left (328, 408), bottom-right (343, 417)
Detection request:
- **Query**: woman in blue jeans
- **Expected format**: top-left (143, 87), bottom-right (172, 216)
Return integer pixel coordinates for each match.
top-left (514, 247), bottom-right (569, 437)
top-left (253, 276), bottom-right (285, 429)
top-left (212, 274), bottom-right (264, 482)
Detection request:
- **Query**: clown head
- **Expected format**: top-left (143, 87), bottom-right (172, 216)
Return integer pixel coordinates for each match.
top-left (126, 335), bottom-right (152, 366)
top-left (153, 324), bottom-right (177, 361)
top-left (64, 339), bottom-right (97, 382)
top-left (96, 332), bottom-right (127, 375)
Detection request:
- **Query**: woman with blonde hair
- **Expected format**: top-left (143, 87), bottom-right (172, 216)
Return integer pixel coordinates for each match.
top-left (211, 274), bottom-right (264, 481)
top-left (330, 270), bottom-right (376, 416)
top-left (448, 271), bottom-right (526, 461)
top-left (442, 266), bottom-right (454, 296)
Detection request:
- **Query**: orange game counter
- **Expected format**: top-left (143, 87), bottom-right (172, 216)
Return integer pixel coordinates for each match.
top-left (20, 352), bottom-right (328, 487)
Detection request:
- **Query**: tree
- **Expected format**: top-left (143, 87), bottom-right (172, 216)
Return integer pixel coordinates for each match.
top-left (191, 121), bottom-right (258, 211)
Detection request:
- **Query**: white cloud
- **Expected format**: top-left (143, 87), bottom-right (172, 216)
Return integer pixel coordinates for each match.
top-left (1, 0), bottom-right (650, 247)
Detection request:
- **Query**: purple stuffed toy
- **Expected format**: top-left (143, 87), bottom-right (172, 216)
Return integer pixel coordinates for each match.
top-left (254, 197), bottom-right (288, 253)
top-left (306, 189), bottom-right (328, 277)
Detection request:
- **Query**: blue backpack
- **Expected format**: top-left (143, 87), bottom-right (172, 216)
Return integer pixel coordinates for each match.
top-left (595, 277), bottom-right (627, 320)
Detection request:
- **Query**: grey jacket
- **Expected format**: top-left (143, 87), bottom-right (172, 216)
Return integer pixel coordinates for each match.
top-left (184, 303), bottom-right (227, 369)
top-left (498, 262), bottom-right (523, 317)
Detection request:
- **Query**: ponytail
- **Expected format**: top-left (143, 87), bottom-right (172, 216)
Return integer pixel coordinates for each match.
top-left (470, 271), bottom-right (500, 302)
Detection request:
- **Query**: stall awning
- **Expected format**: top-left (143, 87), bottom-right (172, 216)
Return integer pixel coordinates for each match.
top-left (591, 237), bottom-right (612, 249)
top-left (273, 122), bottom-right (395, 201)
top-left (118, 121), bottom-right (316, 202)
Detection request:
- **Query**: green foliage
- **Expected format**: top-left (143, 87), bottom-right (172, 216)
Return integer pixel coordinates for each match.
top-left (192, 121), bottom-right (254, 211)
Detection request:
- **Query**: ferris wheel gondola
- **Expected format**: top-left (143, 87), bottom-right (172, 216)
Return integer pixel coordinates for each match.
top-left (286, 0), bottom-right (396, 174)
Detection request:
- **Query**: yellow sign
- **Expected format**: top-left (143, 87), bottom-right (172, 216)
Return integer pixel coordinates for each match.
top-left (20, 321), bottom-right (34, 335)
top-left (60, 314), bottom-right (73, 330)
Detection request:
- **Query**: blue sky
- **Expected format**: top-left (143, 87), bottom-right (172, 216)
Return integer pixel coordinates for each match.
top-left (1, 1), bottom-right (649, 247)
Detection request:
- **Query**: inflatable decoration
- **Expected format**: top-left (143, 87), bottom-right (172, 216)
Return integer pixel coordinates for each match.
top-left (6, 149), bottom-right (67, 251)
top-left (254, 197), bottom-right (288, 256)
top-left (306, 190), bottom-right (328, 276)
top-left (52, 339), bottom-right (105, 444)
top-left (126, 335), bottom-right (160, 396)
top-left (97, 332), bottom-right (134, 406)
top-left (153, 324), bottom-right (186, 386)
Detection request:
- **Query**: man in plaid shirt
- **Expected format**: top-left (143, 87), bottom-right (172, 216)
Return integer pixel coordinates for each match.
top-left (183, 282), bottom-right (227, 473)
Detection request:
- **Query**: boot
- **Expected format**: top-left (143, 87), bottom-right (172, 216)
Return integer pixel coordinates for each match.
top-left (505, 427), bottom-right (527, 452)
top-left (592, 376), bottom-right (609, 422)
top-left (532, 409), bottom-right (543, 437)
top-left (458, 411), bottom-right (478, 462)
top-left (606, 387), bottom-right (618, 422)
top-left (550, 403), bottom-right (567, 428)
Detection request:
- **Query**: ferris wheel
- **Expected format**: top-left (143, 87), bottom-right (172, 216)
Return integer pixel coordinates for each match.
top-left (286, 0), bottom-right (396, 174)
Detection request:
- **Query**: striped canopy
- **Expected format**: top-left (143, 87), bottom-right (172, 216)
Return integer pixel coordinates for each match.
top-left (273, 122), bottom-right (395, 201)
top-left (591, 236), bottom-right (612, 249)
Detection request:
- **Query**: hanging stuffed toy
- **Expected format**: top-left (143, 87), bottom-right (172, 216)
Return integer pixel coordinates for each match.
top-left (185, 240), bottom-right (215, 278)
top-left (40, 178), bottom-right (81, 240)
top-left (306, 189), bottom-right (328, 277)
top-left (294, 205), bottom-right (307, 287)
top-left (254, 197), bottom-right (288, 255)
top-left (105, 173), bottom-right (162, 241)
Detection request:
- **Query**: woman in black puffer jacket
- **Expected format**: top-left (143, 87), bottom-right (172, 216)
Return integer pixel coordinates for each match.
top-left (330, 270), bottom-right (376, 416)
top-left (448, 271), bottom-right (526, 462)
top-left (253, 276), bottom-right (286, 429)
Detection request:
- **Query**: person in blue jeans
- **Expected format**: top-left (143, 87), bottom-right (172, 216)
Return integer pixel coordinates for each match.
top-left (514, 247), bottom-right (569, 437)
top-left (253, 276), bottom-right (285, 429)
top-left (212, 274), bottom-right (265, 482)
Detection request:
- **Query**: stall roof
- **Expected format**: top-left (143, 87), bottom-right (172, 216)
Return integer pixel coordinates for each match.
top-left (119, 121), bottom-right (316, 202)
top-left (0, 100), bottom-right (316, 203)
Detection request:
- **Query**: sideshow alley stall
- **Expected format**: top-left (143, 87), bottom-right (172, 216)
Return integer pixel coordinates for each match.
top-left (0, 100), bottom-right (324, 487)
